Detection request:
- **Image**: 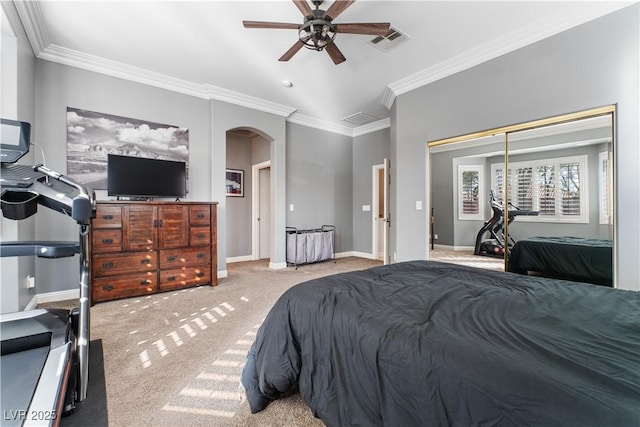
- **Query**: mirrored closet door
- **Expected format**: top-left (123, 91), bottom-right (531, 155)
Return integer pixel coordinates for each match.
top-left (428, 106), bottom-right (615, 286)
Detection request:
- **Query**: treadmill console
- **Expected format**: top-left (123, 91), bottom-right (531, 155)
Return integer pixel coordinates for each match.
top-left (0, 118), bottom-right (31, 164)
top-left (1, 118), bottom-right (95, 224)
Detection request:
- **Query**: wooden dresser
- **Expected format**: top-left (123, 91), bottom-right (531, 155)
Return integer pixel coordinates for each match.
top-left (90, 200), bottom-right (218, 303)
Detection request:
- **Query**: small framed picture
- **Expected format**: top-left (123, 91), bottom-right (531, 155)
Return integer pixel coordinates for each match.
top-left (226, 169), bottom-right (244, 197)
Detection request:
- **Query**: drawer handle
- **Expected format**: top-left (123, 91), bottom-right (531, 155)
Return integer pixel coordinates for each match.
top-left (196, 272), bottom-right (205, 278)
top-left (197, 233), bottom-right (205, 239)
top-left (167, 276), bottom-right (176, 282)
top-left (154, 219), bottom-right (164, 227)
top-left (167, 256), bottom-right (177, 262)
top-left (140, 279), bottom-right (151, 286)
top-left (140, 259), bottom-right (151, 265)
top-left (197, 213), bottom-right (205, 218)
top-left (102, 284), bottom-right (114, 291)
top-left (197, 253), bottom-right (205, 259)
top-left (102, 214), bottom-right (113, 220)
top-left (102, 238), bottom-right (114, 244)
top-left (103, 262), bottom-right (114, 268)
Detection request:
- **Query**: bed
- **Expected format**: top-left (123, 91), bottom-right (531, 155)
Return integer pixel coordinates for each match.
top-left (508, 236), bottom-right (613, 286)
top-left (241, 260), bottom-right (639, 427)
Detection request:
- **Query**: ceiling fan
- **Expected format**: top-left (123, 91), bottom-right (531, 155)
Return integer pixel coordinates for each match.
top-left (243, 0), bottom-right (391, 65)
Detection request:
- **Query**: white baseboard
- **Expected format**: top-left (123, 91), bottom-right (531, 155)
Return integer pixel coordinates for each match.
top-left (433, 244), bottom-right (474, 252)
top-left (25, 289), bottom-right (80, 310)
top-left (336, 251), bottom-right (377, 260)
top-left (226, 255), bottom-right (254, 263)
top-left (269, 262), bottom-right (287, 270)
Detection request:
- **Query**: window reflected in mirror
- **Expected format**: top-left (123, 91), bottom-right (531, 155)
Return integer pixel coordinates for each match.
top-left (428, 107), bottom-right (615, 287)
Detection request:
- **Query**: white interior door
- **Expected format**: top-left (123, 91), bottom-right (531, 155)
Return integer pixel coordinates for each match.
top-left (382, 158), bottom-right (390, 265)
top-left (258, 167), bottom-right (271, 259)
top-left (373, 159), bottom-right (390, 264)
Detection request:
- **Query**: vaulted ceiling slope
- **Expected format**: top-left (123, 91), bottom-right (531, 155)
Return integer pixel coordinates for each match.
top-left (12, 1), bottom-right (633, 136)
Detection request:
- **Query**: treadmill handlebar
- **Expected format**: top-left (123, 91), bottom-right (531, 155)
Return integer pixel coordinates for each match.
top-left (34, 164), bottom-right (95, 223)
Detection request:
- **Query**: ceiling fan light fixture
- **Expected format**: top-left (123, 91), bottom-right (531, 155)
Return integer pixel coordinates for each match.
top-left (299, 19), bottom-right (336, 51)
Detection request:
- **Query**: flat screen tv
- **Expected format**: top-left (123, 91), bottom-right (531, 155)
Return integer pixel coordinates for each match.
top-left (107, 154), bottom-right (186, 199)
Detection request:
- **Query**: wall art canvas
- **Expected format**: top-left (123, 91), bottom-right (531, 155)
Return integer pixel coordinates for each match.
top-left (66, 107), bottom-right (189, 190)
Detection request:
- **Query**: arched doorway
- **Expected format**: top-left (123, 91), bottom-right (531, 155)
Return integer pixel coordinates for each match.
top-left (225, 128), bottom-right (273, 263)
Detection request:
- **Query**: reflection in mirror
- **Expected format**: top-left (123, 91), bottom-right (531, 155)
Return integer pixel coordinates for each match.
top-left (505, 114), bottom-right (614, 286)
top-left (429, 134), bottom-right (506, 272)
top-left (428, 107), bottom-right (615, 287)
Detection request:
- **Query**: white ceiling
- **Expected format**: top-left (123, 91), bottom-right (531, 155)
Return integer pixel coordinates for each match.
top-left (12, 1), bottom-right (632, 135)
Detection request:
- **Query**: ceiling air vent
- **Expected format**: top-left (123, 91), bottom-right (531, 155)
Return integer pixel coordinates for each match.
top-left (368, 27), bottom-right (409, 52)
top-left (342, 112), bottom-right (380, 126)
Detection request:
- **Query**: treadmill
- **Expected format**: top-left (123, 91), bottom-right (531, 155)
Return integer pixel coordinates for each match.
top-left (1, 118), bottom-right (95, 426)
top-left (474, 190), bottom-right (539, 257)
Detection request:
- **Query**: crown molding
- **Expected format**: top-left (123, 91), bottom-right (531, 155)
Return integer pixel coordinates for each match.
top-left (39, 44), bottom-right (208, 99)
top-left (12, 0), bottom-right (48, 55)
top-left (203, 85), bottom-right (296, 118)
top-left (287, 113), bottom-right (354, 137)
top-left (352, 118), bottom-right (391, 137)
top-left (382, 2), bottom-right (635, 109)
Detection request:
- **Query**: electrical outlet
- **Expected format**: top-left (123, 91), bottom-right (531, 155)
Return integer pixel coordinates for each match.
top-left (25, 275), bottom-right (35, 289)
top-left (434, 234), bottom-right (438, 240)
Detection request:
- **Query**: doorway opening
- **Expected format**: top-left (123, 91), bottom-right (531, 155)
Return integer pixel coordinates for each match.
top-left (252, 161), bottom-right (271, 260)
top-left (372, 159), bottom-right (390, 264)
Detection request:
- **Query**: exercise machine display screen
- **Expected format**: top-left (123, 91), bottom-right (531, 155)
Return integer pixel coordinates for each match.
top-left (1, 118), bottom-right (31, 164)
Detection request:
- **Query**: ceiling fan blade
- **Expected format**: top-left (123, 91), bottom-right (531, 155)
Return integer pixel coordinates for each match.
top-left (243, 21), bottom-right (299, 30)
top-left (292, 0), bottom-right (314, 17)
top-left (325, 41), bottom-right (346, 65)
top-left (334, 22), bottom-right (390, 35)
top-left (279, 40), bottom-right (305, 61)
top-left (324, 0), bottom-right (356, 20)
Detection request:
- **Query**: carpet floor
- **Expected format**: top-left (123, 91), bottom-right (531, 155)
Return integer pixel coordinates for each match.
top-left (40, 257), bottom-right (382, 427)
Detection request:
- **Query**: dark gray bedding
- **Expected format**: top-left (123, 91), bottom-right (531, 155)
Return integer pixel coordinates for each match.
top-left (241, 261), bottom-right (639, 426)
top-left (508, 236), bottom-right (613, 285)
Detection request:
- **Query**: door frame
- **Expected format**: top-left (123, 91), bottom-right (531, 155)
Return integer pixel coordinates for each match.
top-left (251, 160), bottom-right (271, 260)
top-left (372, 160), bottom-right (390, 264)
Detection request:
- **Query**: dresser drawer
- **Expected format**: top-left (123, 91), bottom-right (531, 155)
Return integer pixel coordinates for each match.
top-left (93, 251), bottom-right (157, 277)
top-left (93, 206), bottom-right (122, 228)
top-left (190, 226), bottom-right (211, 246)
top-left (159, 246), bottom-right (211, 269)
top-left (190, 206), bottom-right (210, 226)
top-left (159, 266), bottom-right (211, 291)
top-left (92, 272), bottom-right (157, 302)
top-left (92, 229), bottom-right (122, 253)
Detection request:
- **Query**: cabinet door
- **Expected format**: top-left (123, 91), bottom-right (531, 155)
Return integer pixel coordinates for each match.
top-left (158, 205), bottom-right (189, 248)
top-left (124, 205), bottom-right (157, 251)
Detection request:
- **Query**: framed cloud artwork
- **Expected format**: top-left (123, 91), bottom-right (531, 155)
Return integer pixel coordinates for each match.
top-left (66, 107), bottom-right (189, 190)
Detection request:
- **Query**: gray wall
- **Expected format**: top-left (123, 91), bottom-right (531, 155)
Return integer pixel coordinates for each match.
top-left (393, 5), bottom-right (639, 290)
top-left (210, 101), bottom-right (287, 271)
top-left (352, 128), bottom-right (390, 254)
top-left (1, 1), bottom-right (37, 312)
top-left (33, 60), bottom-right (211, 294)
top-left (286, 122), bottom-right (353, 253)
top-left (226, 133), bottom-right (252, 257)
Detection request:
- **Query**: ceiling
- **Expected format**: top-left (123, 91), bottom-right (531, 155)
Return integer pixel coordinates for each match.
top-left (11, 1), bottom-right (632, 136)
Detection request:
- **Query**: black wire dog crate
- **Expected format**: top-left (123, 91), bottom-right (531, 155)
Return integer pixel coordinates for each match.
top-left (286, 225), bottom-right (336, 268)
